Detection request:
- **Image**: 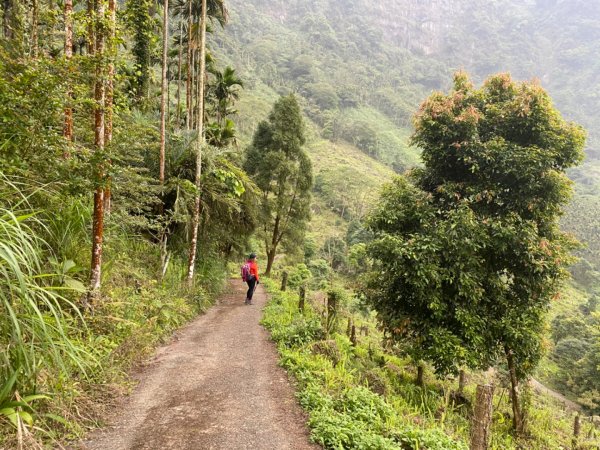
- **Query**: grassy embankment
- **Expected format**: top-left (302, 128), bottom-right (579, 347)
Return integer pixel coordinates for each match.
top-left (261, 277), bottom-right (600, 450)
top-left (0, 197), bottom-right (228, 447)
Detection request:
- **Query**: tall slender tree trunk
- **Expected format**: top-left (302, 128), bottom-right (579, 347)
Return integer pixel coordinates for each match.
top-left (265, 248), bottom-right (276, 277)
top-left (505, 347), bottom-right (524, 434)
top-left (105, 0), bottom-right (116, 140)
top-left (30, 0), bottom-right (38, 57)
top-left (86, 0), bottom-right (94, 55)
top-left (189, 48), bottom-right (195, 128)
top-left (185, 0), bottom-right (192, 130)
top-left (265, 214), bottom-right (280, 276)
top-left (186, 0), bottom-right (207, 284)
top-left (159, 0), bottom-right (169, 187)
top-left (167, 65), bottom-right (171, 123)
top-left (103, 0), bottom-right (115, 216)
top-left (63, 0), bottom-right (74, 148)
top-left (195, 47), bottom-right (201, 128)
top-left (89, 0), bottom-right (106, 298)
top-left (157, 0), bottom-right (168, 280)
top-left (176, 19), bottom-right (182, 126)
top-left (2, 0), bottom-right (12, 39)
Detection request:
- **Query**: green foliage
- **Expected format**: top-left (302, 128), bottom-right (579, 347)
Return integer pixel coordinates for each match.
top-left (0, 194), bottom-right (90, 434)
top-left (368, 73), bottom-right (585, 382)
top-left (262, 274), bottom-right (599, 449)
top-left (0, 46), bottom-right (72, 182)
top-left (261, 280), bottom-right (469, 450)
top-left (0, 0), bottom-right (250, 443)
top-left (307, 259), bottom-right (330, 289)
top-left (124, 0), bottom-right (158, 100)
top-left (542, 291), bottom-right (600, 414)
top-left (321, 236), bottom-right (347, 270)
top-left (207, 65), bottom-right (244, 129)
top-left (244, 95), bottom-right (313, 273)
top-left (286, 263), bottom-right (312, 289)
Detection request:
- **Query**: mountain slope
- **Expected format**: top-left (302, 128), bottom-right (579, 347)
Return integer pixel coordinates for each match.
top-left (220, 0), bottom-right (600, 156)
top-left (216, 0), bottom-right (600, 414)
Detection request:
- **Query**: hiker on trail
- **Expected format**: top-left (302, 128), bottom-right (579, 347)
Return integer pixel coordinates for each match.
top-left (242, 253), bottom-right (259, 305)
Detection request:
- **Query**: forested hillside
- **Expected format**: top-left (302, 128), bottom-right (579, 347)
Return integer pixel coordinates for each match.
top-left (1, 0), bottom-right (600, 448)
top-left (214, 0), bottom-right (600, 414)
top-left (220, 0), bottom-right (600, 155)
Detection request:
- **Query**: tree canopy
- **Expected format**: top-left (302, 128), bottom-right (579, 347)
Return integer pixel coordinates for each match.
top-left (244, 94), bottom-right (313, 275)
top-left (366, 72), bottom-right (585, 431)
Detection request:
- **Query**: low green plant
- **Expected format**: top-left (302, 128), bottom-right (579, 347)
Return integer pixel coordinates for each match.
top-left (261, 277), bottom-right (600, 449)
top-left (262, 283), bottom-right (468, 449)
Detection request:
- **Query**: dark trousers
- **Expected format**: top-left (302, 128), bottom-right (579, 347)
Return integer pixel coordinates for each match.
top-left (246, 278), bottom-right (257, 300)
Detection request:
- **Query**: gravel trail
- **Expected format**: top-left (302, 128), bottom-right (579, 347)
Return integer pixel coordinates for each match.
top-left (78, 280), bottom-right (318, 450)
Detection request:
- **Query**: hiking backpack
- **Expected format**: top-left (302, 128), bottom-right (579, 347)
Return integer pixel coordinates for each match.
top-left (241, 262), bottom-right (251, 282)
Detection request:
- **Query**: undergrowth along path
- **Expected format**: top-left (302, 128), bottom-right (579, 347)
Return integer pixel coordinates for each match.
top-left (78, 280), bottom-right (318, 450)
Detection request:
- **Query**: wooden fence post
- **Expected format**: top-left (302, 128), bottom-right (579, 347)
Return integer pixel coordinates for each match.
top-left (458, 369), bottom-right (467, 395)
top-left (350, 324), bottom-right (357, 346)
top-left (417, 363), bottom-right (425, 387)
top-left (572, 414), bottom-right (581, 450)
top-left (280, 271), bottom-right (288, 291)
top-left (326, 291), bottom-right (337, 334)
top-left (298, 285), bottom-right (306, 313)
top-left (470, 384), bottom-right (494, 450)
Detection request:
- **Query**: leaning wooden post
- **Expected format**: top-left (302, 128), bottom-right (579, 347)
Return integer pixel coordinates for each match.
top-left (326, 291), bottom-right (337, 334)
top-left (470, 384), bottom-right (494, 450)
top-left (298, 285), bottom-right (306, 313)
top-left (572, 414), bottom-right (581, 450)
top-left (280, 271), bottom-right (288, 291)
top-left (458, 369), bottom-right (467, 395)
top-left (416, 363), bottom-right (425, 387)
top-left (350, 324), bottom-right (357, 347)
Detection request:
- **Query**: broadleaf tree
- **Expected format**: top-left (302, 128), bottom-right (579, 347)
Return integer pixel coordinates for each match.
top-left (245, 95), bottom-right (313, 276)
top-left (366, 72), bottom-right (585, 433)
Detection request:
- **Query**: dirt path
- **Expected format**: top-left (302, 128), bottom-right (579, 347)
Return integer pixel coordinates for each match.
top-left (529, 378), bottom-right (581, 412)
top-left (77, 280), bottom-right (319, 450)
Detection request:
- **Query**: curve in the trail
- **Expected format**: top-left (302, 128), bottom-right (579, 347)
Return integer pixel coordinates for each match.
top-left (78, 280), bottom-right (319, 450)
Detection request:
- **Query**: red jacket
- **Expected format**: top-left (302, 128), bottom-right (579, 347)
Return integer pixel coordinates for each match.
top-left (248, 260), bottom-right (259, 281)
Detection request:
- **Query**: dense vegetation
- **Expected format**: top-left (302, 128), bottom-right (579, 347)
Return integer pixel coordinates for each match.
top-left (1, 0), bottom-right (599, 448)
top-left (216, 0), bottom-right (600, 417)
top-left (367, 72), bottom-right (585, 434)
top-left (0, 0), bottom-right (267, 446)
top-left (262, 277), bottom-right (599, 449)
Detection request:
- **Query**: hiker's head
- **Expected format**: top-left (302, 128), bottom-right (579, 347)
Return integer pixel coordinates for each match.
top-left (248, 252), bottom-right (257, 261)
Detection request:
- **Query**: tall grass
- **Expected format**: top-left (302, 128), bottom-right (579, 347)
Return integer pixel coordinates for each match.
top-left (0, 177), bottom-right (93, 445)
top-left (0, 174), bottom-right (230, 445)
top-left (0, 208), bottom-right (90, 391)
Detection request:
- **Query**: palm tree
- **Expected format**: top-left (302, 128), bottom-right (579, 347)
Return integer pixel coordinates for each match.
top-left (209, 66), bottom-right (243, 126)
top-left (174, 19), bottom-right (184, 126)
top-left (160, 0), bottom-right (170, 187)
top-left (171, 0), bottom-right (226, 130)
top-left (89, 0), bottom-right (107, 300)
top-left (205, 118), bottom-right (236, 147)
top-left (185, 0), bottom-right (227, 284)
top-left (63, 0), bottom-right (74, 146)
top-left (186, 0), bottom-right (207, 284)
